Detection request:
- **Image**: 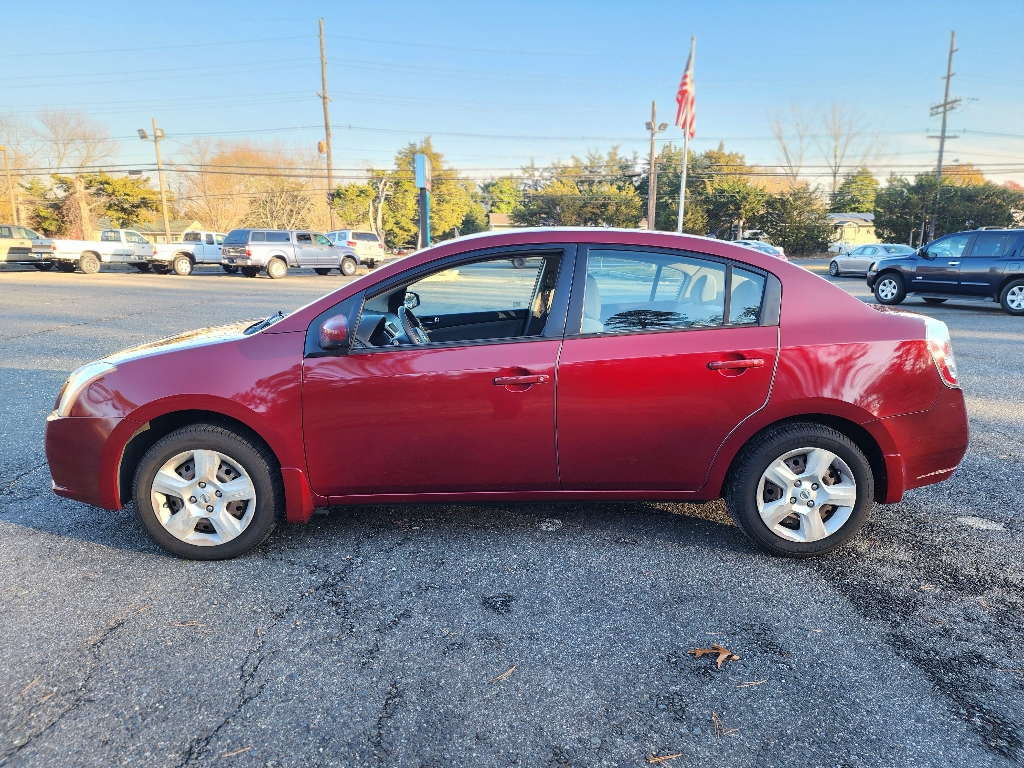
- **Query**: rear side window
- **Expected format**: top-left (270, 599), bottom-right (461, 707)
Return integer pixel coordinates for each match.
top-left (100, 231), bottom-right (119, 242)
top-left (296, 232), bottom-right (313, 244)
top-left (266, 231), bottom-right (290, 243)
top-left (730, 268), bottom-right (765, 325)
top-left (249, 231), bottom-right (266, 242)
top-left (205, 234), bottom-right (215, 245)
top-left (224, 230), bottom-right (249, 244)
top-left (183, 232), bottom-right (201, 242)
top-left (968, 232), bottom-right (1015, 258)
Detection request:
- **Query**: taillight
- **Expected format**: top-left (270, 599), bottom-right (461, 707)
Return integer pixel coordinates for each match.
top-left (378, 243), bottom-right (384, 249)
top-left (346, 240), bottom-right (356, 247)
top-left (246, 248), bottom-right (252, 257)
top-left (50, 244), bottom-right (57, 251)
top-left (925, 317), bottom-right (959, 388)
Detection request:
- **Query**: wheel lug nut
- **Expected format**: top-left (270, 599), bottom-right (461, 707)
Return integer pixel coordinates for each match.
top-left (189, 496), bottom-right (197, 503)
top-left (807, 500), bottom-right (815, 507)
top-left (794, 480), bottom-right (802, 487)
top-left (215, 490), bottom-right (222, 498)
top-left (198, 482), bottom-right (207, 488)
top-left (206, 505), bottom-right (214, 512)
top-left (811, 483), bottom-right (819, 490)
top-left (789, 497), bottom-right (797, 504)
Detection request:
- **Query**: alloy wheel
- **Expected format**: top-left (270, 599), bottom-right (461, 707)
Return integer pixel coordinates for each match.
top-left (1006, 285), bottom-right (1024, 311)
top-left (149, 449), bottom-right (256, 546)
top-left (877, 278), bottom-right (899, 301)
top-left (756, 447), bottom-right (857, 543)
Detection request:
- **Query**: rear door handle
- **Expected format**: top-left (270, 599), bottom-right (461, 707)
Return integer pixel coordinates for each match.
top-left (708, 358), bottom-right (764, 370)
top-left (947, 261), bottom-right (960, 265)
top-left (493, 374), bottom-right (549, 385)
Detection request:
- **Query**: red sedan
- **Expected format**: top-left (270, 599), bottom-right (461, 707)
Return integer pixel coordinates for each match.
top-left (45, 229), bottom-right (968, 560)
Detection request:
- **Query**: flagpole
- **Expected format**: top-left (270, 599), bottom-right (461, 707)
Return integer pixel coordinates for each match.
top-left (676, 36), bottom-right (695, 234)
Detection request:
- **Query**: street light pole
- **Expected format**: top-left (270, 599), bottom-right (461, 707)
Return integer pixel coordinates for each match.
top-left (319, 18), bottom-right (336, 230)
top-left (0, 146), bottom-right (18, 225)
top-left (645, 102), bottom-right (668, 230)
top-left (139, 120), bottom-right (172, 243)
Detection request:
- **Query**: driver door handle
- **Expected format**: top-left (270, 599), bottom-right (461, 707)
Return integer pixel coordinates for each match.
top-left (708, 358), bottom-right (764, 370)
top-left (493, 374), bottom-right (549, 385)
top-left (947, 261), bottom-right (960, 265)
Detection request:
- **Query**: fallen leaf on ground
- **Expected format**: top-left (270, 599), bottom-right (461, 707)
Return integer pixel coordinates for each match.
top-left (735, 679), bottom-right (768, 688)
top-left (712, 711), bottom-right (738, 737)
top-left (688, 644), bottom-right (740, 668)
top-left (220, 746), bottom-right (252, 758)
top-left (491, 665), bottom-right (516, 683)
top-left (646, 753), bottom-right (684, 764)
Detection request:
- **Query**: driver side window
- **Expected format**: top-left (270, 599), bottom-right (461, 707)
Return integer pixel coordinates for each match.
top-left (925, 233), bottom-right (970, 259)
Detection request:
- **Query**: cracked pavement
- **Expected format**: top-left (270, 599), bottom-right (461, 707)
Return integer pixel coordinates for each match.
top-left (0, 264), bottom-right (1021, 767)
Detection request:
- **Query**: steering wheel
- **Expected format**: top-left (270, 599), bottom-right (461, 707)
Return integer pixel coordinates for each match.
top-left (397, 305), bottom-right (429, 345)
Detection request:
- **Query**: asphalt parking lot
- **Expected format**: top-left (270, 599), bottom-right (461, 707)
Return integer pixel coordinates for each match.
top-left (1, 261), bottom-right (1021, 768)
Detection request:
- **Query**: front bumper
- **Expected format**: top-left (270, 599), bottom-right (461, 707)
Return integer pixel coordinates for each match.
top-left (45, 412), bottom-right (140, 510)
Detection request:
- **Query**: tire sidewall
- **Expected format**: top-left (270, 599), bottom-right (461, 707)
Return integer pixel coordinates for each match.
top-left (874, 273), bottom-right (904, 304)
top-left (267, 259), bottom-right (286, 279)
top-left (1000, 279), bottom-right (1024, 316)
top-left (829, 261), bottom-right (839, 276)
top-left (173, 255), bottom-right (193, 276)
top-left (728, 426), bottom-right (874, 557)
top-left (341, 257), bottom-right (356, 276)
top-left (133, 426), bottom-right (280, 560)
top-left (79, 253), bottom-right (100, 274)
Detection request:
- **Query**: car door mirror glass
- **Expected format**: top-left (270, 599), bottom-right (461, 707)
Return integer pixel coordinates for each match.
top-left (403, 291), bottom-right (421, 309)
top-left (319, 315), bottom-right (349, 350)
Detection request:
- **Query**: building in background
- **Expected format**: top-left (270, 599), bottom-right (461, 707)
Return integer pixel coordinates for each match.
top-left (827, 212), bottom-right (876, 254)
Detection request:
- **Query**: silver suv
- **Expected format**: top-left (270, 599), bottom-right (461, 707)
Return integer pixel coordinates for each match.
top-left (220, 229), bottom-right (359, 279)
top-left (326, 229), bottom-right (385, 268)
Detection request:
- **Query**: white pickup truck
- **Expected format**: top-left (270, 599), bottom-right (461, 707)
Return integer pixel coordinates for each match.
top-left (34, 229), bottom-right (154, 274)
top-left (134, 230), bottom-right (227, 276)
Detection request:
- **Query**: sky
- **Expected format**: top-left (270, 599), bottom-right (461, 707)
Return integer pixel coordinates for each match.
top-left (2, 0), bottom-right (1023, 185)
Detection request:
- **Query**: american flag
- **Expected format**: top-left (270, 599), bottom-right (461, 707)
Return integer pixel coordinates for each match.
top-left (675, 42), bottom-right (695, 139)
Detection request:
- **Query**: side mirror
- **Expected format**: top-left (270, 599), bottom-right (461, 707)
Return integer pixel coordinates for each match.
top-left (918, 248), bottom-right (933, 260)
top-left (318, 315), bottom-right (349, 350)
top-left (404, 291), bottom-right (421, 309)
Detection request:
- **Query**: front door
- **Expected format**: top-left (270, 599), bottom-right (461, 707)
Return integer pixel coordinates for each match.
top-left (556, 246), bottom-right (778, 491)
top-left (313, 233), bottom-right (333, 266)
top-left (913, 233), bottom-right (972, 292)
top-left (959, 231), bottom-right (1020, 296)
top-left (294, 232), bottom-right (319, 267)
top-left (302, 249), bottom-right (572, 498)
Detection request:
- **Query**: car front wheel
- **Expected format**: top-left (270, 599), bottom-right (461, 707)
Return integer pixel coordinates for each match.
top-left (1000, 279), bottom-right (1024, 316)
top-left (873, 273), bottom-right (905, 304)
top-left (829, 260), bottom-right (840, 276)
top-left (133, 423), bottom-right (283, 560)
top-left (725, 422), bottom-right (874, 557)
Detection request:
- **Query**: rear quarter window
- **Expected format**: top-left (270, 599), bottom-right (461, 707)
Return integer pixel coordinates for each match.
top-left (266, 232), bottom-right (291, 243)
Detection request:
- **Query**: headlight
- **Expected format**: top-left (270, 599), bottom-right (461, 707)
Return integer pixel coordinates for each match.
top-left (55, 362), bottom-right (116, 417)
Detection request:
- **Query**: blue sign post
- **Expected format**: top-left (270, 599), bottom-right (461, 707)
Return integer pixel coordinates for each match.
top-left (415, 153), bottom-right (432, 249)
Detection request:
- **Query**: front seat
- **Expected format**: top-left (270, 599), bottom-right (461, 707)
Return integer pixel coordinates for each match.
top-left (582, 274), bottom-right (604, 333)
top-left (679, 273), bottom-right (722, 324)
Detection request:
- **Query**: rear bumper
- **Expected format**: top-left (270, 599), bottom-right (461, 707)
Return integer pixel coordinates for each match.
top-left (45, 412), bottom-right (139, 510)
top-left (871, 384), bottom-right (969, 502)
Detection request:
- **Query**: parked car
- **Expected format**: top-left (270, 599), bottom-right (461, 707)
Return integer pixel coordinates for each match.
top-left (867, 228), bottom-right (1024, 315)
top-left (326, 229), bottom-right (385, 268)
top-left (734, 239), bottom-right (787, 261)
top-left (135, 230), bottom-right (228, 275)
top-left (45, 228), bottom-right (968, 561)
top-left (830, 244), bottom-right (916, 276)
top-left (0, 224), bottom-right (51, 269)
top-left (220, 229), bottom-right (359, 278)
top-left (34, 228), bottom-right (153, 274)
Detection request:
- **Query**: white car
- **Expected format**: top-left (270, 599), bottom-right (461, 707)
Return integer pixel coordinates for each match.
top-left (829, 244), bottom-right (916, 276)
top-left (734, 239), bottom-right (787, 261)
top-left (326, 229), bottom-right (386, 268)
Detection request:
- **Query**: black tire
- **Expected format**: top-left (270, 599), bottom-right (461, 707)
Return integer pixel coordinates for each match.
top-left (132, 423), bottom-right (283, 560)
top-left (828, 260), bottom-right (840, 277)
top-left (922, 297), bottom-right (947, 305)
top-left (58, 261), bottom-right (76, 273)
top-left (134, 263), bottom-right (151, 273)
top-left (873, 273), bottom-right (905, 305)
top-left (512, 257), bottom-right (527, 269)
top-left (724, 422), bottom-right (874, 558)
top-left (172, 254), bottom-right (193, 276)
top-left (340, 257), bottom-right (357, 276)
top-left (152, 264), bottom-right (170, 274)
top-left (34, 262), bottom-right (54, 271)
top-left (266, 258), bottom-right (287, 279)
top-left (999, 278), bottom-right (1024, 316)
top-left (314, 267), bottom-right (333, 276)
top-left (78, 253), bottom-right (100, 274)
top-left (222, 264), bottom-right (239, 274)
top-left (241, 266), bottom-right (259, 278)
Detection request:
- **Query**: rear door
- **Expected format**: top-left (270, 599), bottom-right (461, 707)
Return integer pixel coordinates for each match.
top-left (959, 231), bottom-right (1020, 296)
top-left (556, 245), bottom-right (779, 491)
top-left (295, 232), bottom-right (319, 266)
top-left (913, 232), bottom-right (972, 291)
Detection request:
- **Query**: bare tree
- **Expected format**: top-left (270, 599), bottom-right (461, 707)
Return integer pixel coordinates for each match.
top-left (771, 105), bottom-right (811, 187)
top-left (818, 103), bottom-right (882, 196)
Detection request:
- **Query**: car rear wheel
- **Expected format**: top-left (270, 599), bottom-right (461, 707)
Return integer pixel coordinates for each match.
top-left (512, 257), bottom-right (527, 269)
top-left (58, 262), bottom-right (76, 273)
top-left (222, 264), bottom-right (239, 274)
top-left (314, 267), bottom-right (333, 276)
top-left (241, 266), bottom-right (259, 278)
top-left (873, 273), bottom-right (905, 305)
top-left (725, 422), bottom-right (874, 557)
top-left (829, 260), bottom-right (840, 276)
top-left (133, 423), bottom-right (283, 560)
top-left (922, 297), bottom-right (946, 305)
top-left (999, 279), bottom-right (1024, 316)
top-left (34, 262), bottom-right (54, 271)
top-left (340, 257), bottom-right (357, 276)
top-left (79, 253), bottom-right (100, 274)
top-left (172, 255), bottom-right (193, 276)
top-left (266, 258), bottom-right (287, 279)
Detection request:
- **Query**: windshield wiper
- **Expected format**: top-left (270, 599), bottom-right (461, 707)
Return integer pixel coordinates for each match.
top-left (244, 311), bottom-right (286, 335)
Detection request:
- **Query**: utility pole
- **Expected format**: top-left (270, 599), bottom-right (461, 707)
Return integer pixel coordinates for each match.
top-left (139, 120), bottom-right (171, 243)
top-left (927, 30), bottom-right (959, 242)
top-left (319, 18), bottom-right (336, 230)
top-left (645, 102), bottom-right (667, 230)
top-left (0, 146), bottom-right (18, 224)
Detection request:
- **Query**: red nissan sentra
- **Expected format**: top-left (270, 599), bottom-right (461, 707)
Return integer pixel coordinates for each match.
top-left (45, 229), bottom-right (968, 560)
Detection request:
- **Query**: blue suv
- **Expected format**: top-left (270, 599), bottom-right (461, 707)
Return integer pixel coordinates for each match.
top-left (866, 229), bottom-right (1024, 315)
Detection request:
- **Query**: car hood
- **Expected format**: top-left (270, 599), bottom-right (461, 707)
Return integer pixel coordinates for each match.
top-left (103, 320), bottom-right (256, 365)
